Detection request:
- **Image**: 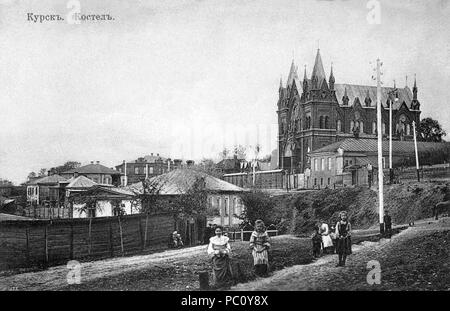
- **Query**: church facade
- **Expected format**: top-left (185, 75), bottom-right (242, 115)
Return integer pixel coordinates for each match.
top-left (277, 49), bottom-right (421, 173)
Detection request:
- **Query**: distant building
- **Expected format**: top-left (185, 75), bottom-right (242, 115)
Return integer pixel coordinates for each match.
top-left (26, 174), bottom-right (68, 206)
top-left (115, 153), bottom-right (182, 186)
top-left (130, 168), bottom-right (246, 228)
top-left (60, 161), bottom-right (122, 185)
top-left (216, 155), bottom-right (245, 174)
top-left (277, 49), bottom-right (422, 173)
top-left (307, 138), bottom-right (450, 188)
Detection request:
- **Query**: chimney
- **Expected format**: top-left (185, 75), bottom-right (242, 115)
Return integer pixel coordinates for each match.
top-left (96, 161), bottom-right (100, 164)
top-left (90, 161), bottom-right (94, 164)
top-left (151, 153), bottom-right (153, 156)
top-left (157, 153), bottom-right (160, 157)
top-left (186, 160), bottom-right (195, 167)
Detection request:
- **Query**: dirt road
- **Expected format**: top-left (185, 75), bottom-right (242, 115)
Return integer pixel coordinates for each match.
top-left (232, 219), bottom-right (450, 291)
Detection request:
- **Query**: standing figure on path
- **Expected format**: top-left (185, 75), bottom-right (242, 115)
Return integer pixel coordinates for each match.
top-left (311, 225), bottom-right (323, 258)
top-left (168, 231), bottom-right (184, 248)
top-left (249, 219), bottom-right (271, 277)
top-left (207, 226), bottom-right (232, 288)
top-left (384, 211), bottom-right (392, 238)
top-left (335, 211), bottom-right (352, 267)
top-left (319, 221), bottom-right (333, 254)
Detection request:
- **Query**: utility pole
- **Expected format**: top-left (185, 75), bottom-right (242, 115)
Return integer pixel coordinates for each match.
top-left (412, 120), bottom-right (420, 181)
top-left (388, 87), bottom-right (398, 184)
top-left (376, 59), bottom-right (384, 234)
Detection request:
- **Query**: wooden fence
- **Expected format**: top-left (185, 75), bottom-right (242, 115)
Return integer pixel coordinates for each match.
top-left (21, 207), bottom-right (71, 219)
top-left (0, 212), bottom-right (203, 271)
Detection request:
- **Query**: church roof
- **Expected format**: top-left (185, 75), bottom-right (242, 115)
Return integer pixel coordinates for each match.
top-left (309, 138), bottom-right (450, 155)
top-left (334, 84), bottom-right (414, 110)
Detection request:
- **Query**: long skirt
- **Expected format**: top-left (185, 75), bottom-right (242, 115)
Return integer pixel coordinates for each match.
top-left (212, 255), bottom-right (232, 286)
top-left (336, 236), bottom-right (352, 255)
top-left (252, 248), bottom-right (269, 265)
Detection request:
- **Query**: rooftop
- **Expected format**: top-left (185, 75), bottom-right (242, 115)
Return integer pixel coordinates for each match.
top-left (62, 163), bottom-right (121, 175)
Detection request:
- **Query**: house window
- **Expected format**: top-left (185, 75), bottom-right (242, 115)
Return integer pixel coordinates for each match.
top-left (350, 120), bottom-right (354, 132)
top-left (314, 178), bottom-right (317, 186)
top-left (325, 116), bottom-right (329, 129)
top-left (104, 177), bottom-right (110, 184)
top-left (320, 178), bottom-right (323, 186)
top-left (360, 122), bottom-right (364, 133)
top-left (319, 116), bottom-right (324, 129)
top-left (233, 198), bottom-right (237, 215)
top-left (328, 157), bottom-right (332, 170)
top-left (321, 158), bottom-right (325, 171)
top-left (345, 160), bottom-right (349, 167)
top-left (328, 178), bottom-right (331, 185)
top-left (382, 123), bottom-right (386, 135)
top-left (372, 122), bottom-right (377, 134)
top-left (217, 198), bottom-right (221, 215)
top-left (314, 159), bottom-right (318, 171)
top-left (149, 166), bottom-right (154, 174)
top-left (337, 120), bottom-right (342, 132)
top-left (406, 124), bottom-right (411, 135)
top-left (134, 167), bottom-right (139, 174)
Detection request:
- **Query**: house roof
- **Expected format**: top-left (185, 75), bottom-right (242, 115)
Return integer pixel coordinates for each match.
top-left (28, 174), bottom-right (67, 185)
top-left (62, 163), bottom-right (121, 175)
top-left (130, 168), bottom-right (244, 195)
top-left (309, 138), bottom-right (450, 155)
top-left (0, 213), bottom-right (33, 221)
top-left (334, 84), bottom-right (414, 110)
top-left (66, 175), bottom-right (98, 189)
top-left (217, 157), bottom-right (243, 170)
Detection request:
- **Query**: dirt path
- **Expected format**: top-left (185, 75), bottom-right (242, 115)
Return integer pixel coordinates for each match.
top-left (0, 244), bottom-right (209, 291)
top-left (231, 219), bottom-right (450, 291)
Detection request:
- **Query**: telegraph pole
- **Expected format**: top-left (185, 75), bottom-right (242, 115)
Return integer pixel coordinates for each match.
top-left (412, 120), bottom-right (420, 181)
top-left (388, 87), bottom-right (398, 184)
top-left (376, 59), bottom-right (384, 234)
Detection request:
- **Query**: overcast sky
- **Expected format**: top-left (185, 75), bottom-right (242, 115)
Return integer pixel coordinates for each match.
top-left (0, 0), bottom-right (449, 184)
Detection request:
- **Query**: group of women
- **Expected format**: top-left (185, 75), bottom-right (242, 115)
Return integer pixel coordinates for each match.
top-left (206, 219), bottom-right (270, 288)
top-left (206, 211), bottom-right (352, 288)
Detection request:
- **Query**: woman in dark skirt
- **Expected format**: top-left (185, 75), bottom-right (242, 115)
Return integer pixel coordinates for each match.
top-left (335, 211), bottom-right (352, 267)
top-left (207, 225), bottom-right (232, 287)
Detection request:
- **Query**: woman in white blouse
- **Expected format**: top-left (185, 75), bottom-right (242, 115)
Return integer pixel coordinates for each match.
top-left (207, 226), bottom-right (232, 287)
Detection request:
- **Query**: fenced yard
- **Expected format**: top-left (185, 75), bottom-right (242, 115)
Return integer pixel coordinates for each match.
top-left (0, 212), bottom-right (206, 271)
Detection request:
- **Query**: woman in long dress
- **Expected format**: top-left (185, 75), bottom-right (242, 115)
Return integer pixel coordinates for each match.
top-left (249, 219), bottom-right (271, 277)
top-left (335, 211), bottom-right (352, 267)
top-left (319, 221), bottom-right (333, 253)
top-left (207, 226), bottom-right (232, 287)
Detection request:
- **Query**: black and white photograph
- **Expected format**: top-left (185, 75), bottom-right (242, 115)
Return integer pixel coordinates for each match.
top-left (0, 0), bottom-right (449, 300)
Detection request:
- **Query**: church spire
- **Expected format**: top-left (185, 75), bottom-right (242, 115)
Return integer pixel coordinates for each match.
top-left (413, 74), bottom-right (418, 100)
top-left (303, 65), bottom-right (308, 92)
top-left (311, 49), bottom-right (327, 89)
top-left (329, 63), bottom-right (335, 90)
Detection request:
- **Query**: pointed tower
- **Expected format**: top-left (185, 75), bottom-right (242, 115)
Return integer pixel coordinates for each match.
top-left (311, 49), bottom-right (327, 89)
top-left (413, 75), bottom-right (418, 101)
top-left (329, 63), bottom-right (335, 90)
top-left (303, 65), bottom-right (308, 93)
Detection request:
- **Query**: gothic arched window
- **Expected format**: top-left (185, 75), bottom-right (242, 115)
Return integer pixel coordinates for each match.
top-left (325, 116), bottom-right (329, 129)
top-left (319, 116), bottom-right (324, 129)
top-left (350, 120), bottom-right (354, 132)
top-left (372, 122), bottom-right (376, 134)
top-left (359, 121), bottom-right (364, 133)
top-left (337, 120), bottom-right (342, 132)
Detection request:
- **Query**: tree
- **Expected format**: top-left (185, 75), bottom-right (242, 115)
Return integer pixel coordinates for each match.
top-left (238, 189), bottom-right (277, 228)
top-left (219, 148), bottom-right (230, 160)
top-left (233, 144), bottom-right (247, 159)
top-left (27, 172), bottom-right (37, 181)
top-left (54, 161), bottom-right (81, 174)
top-left (417, 117), bottom-right (446, 142)
top-left (194, 158), bottom-right (222, 178)
top-left (38, 168), bottom-right (47, 177)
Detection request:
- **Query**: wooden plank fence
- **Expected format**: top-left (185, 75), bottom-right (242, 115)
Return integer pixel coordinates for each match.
top-left (0, 212), bottom-right (190, 271)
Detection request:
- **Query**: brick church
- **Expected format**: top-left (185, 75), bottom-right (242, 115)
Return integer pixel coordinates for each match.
top-left (277, 49), bottom-right (422, 173)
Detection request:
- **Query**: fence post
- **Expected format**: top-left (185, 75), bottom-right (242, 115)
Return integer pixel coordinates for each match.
top-left (138, 215), bottom-right (144, 251)
top-left (118, 216), bottom-right (124, 256)
top-left (43, 224), bottom-right (49, 267)
top-left (241, 229), bottom-right (244, 241)
top-left (109, 221), bottom-right (114, 257)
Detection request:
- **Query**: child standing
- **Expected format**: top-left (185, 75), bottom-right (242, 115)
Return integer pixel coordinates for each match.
top-left (311, 225), bottom-right (323, 258)
top-left (249, 219), bottom-right (271, 277)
